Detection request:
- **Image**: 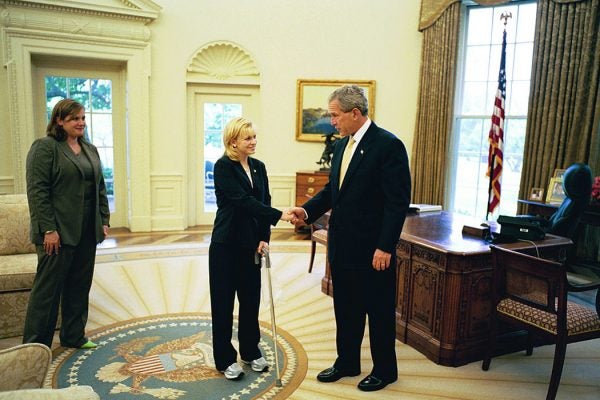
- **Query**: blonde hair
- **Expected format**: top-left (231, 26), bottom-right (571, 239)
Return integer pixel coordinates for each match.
top-left (223, 117), bottom-right (256, 161)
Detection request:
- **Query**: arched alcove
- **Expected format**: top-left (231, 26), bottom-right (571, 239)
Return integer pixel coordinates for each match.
top-left (186, 41), bottom-right (260, 84)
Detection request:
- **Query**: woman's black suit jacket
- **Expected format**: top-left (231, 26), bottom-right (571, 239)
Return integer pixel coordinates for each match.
top-left (210, 155), bottom-right (281, 249)
top-left (302, 122), bottom-right (411, 270)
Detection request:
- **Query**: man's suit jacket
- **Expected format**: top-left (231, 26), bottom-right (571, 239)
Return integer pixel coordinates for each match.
top-left (303, 122), bottom-right (411, 270)
top-left (26, 136), bottom-right (110, 246)
top-left (210, 155), bottom-right (281, 249)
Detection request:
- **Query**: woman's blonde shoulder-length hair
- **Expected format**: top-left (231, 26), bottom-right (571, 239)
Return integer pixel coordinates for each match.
top-left (223, 116), bottom-right (256, 161)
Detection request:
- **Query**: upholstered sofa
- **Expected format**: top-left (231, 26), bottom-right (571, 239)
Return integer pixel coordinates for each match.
top-left (0, 343), bottom-right (99, 399)
top-left (0, 194), bottom-right (37, 339)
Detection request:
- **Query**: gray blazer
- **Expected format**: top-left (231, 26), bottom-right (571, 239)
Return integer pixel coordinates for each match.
top-left (26, 136), bottom-right (110, 246)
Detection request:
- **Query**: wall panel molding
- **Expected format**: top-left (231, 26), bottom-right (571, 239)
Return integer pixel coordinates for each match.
top-left (269, 174), bottom-right (295, 231)
top-left (150, 174), bottom-right (184, 231)
top-left (0, 176), bottom-right (15, 195)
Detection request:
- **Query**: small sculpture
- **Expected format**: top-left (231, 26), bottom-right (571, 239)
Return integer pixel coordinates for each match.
top-left (316, 133), bottom-right (338, 171)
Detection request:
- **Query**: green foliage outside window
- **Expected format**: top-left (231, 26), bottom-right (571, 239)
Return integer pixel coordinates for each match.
top-left (46, 75), bottom-right (115, 202)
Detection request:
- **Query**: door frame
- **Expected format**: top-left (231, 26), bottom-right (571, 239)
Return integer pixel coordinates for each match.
top-left (31, 56), bottom-right (129, 228)
top-left (186, 84), bottom-right (260, 226)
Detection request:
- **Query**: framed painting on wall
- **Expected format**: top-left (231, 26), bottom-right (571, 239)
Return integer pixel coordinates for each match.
top-left (295, 79), bottom-right (375, 142)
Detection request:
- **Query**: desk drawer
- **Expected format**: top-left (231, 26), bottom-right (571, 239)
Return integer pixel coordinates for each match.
top-left (295, 172), bottom-right (329, 206)
top-left (296, 174), bottom-right (329, 187)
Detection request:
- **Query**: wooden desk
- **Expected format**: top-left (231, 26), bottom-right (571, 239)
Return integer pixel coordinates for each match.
top-left (321, 211), bottom-right (572, 367)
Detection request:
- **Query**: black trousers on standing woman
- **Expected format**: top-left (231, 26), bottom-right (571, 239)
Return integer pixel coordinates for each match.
top-left (209, 242), bottom-right (263, 371)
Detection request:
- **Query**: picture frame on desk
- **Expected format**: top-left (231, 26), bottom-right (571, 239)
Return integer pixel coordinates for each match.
top-left (529, 187), bottom-right (544, 201)
top-left (546, 177), bottom-right (566, 204)
top-left (295, 79), bottom-right (375, 142)
top-left (553, 168), bottom-right (566, 181)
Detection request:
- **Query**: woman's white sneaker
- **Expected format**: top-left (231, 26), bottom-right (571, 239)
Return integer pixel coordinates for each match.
top-left (243, 357), bottom-right (269, 372)
top-left (221, 362), bottom-right (244, 380)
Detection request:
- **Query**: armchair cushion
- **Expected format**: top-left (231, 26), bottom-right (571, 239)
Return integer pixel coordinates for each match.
top-left (311, 229), bottom-right (328, 244)
top-left (0, 343), bottom-right (51, 391)
top-left (0, 386), bottom-right (99, 400)
top-left (498, 297), bottom-right (600, 335)
top-left (0, 200), bottom-right (35, 256)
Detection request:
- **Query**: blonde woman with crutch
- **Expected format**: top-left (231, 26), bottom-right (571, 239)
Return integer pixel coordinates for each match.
top-left (208, 117), bottom-right (293, 381)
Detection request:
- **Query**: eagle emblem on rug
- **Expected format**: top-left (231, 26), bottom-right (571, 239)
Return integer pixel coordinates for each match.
top-left (96, 331), bottom-right (220, 398)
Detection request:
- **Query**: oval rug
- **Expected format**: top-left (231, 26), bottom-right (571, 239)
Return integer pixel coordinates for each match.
top-left (48, 313), bottom-right (307, 399)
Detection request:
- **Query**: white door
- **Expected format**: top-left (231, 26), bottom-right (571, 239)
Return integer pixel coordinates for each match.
top-left (187, 85), bottom-right (259, 226)
top-left (32, 58), bottom-right (128, 227)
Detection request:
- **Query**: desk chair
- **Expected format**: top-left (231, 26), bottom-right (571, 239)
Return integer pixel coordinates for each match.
top-left (309, 227), bottom-right (327, 273)
top-left (308, 212), bottom-right (330, 273)
top-left (545, 163), bottom-right (599, 304)
top-left (482, 245), bottom-right (600, 400)
top-left (546, 162), bottom-right (592, 239)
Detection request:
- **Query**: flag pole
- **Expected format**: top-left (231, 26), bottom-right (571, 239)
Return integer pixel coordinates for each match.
top-left (485, 11), bottom-right (511, 220)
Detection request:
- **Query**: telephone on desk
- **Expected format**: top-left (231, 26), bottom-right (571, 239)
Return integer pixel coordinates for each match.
top-left (492, 215), bottom-right (549, 242)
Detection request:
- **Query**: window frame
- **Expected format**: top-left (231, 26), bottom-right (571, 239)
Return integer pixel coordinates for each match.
top-left (446, 0), bottom-right (537, 219)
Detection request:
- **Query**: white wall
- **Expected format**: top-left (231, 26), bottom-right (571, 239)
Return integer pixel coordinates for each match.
top-left (0, 0), bottom-right (422, 230)
top-left (149, 0), bottom-right (422, 175)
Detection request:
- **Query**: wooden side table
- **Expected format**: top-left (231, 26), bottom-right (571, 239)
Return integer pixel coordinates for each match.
top-left (295, 170), bottom-right (329, 206)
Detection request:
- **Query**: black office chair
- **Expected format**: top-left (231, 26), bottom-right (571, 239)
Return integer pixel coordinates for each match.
top-left (546, 162), bottom-right (593, 239)
top-left (543, 163), bottom-right (600, 317)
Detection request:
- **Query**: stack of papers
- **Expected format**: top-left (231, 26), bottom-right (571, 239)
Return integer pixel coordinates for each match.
top-left (409, 204), bottom-right (442, 213)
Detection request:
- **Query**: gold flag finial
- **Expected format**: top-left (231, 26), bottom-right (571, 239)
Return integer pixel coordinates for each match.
top-left (500, 11), bottom-right (512, 26)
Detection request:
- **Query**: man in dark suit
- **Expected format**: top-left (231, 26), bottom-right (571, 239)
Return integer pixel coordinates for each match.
top-left (291, 85), bottom-right (411, 392)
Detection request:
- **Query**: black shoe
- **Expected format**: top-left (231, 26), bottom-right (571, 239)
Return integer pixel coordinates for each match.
top-left (357, 375), bottom-right (396, 392)
top-left (317, 367), bottom-right (360, 383)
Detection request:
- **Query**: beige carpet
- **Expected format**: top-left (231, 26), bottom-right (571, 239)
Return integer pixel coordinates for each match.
top-left (83, 242), bottom-right (600, 399)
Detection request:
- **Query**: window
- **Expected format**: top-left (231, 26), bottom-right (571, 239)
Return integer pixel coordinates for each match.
top-left (203, 103), bottom-right (242, 212)
top-left (448, 1), bottom-right (537, 219)
top-left (45, 76), bottom-right (115, 211)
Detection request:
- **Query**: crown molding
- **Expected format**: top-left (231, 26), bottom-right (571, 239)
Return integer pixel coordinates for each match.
top-left (1, 0), bottom-right (161, 22)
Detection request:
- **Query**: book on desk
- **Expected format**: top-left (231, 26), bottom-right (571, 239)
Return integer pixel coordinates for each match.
top-left (409, 204), bottom-right (442, 213)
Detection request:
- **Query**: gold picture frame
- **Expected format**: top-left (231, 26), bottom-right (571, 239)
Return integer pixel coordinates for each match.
top-left (546, 178), bottom-right (566, 204)
top-left (553, 168), bottom-right (566, 181)
top-left (529, 187), bottom-right (544, 202)
top-left (295, 79), bottom-right (375, 142)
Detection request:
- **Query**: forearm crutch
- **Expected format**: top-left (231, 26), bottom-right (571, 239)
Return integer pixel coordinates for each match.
top-left (261, 248), bottom-right (283, 387)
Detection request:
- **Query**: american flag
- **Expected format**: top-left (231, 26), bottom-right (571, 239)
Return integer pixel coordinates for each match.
top-left (486, 30), bottom-right (507, 216)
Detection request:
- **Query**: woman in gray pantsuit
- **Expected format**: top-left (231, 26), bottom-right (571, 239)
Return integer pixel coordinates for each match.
top-left (24, 98), bottom-right (110, 349)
